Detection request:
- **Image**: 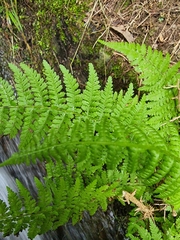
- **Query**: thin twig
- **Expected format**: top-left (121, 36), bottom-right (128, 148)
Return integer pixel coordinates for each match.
top-left (70, 0), bottom-right (99, 73)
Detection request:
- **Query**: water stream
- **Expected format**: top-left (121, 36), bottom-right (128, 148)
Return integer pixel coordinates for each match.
top-left (0, 137), bottom-right (59, 240)
top-left (0, 168), bottom-right (46, 240)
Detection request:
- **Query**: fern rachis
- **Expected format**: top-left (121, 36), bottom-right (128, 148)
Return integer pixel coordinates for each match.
top-left (0, 42), bottom-right (180, 239)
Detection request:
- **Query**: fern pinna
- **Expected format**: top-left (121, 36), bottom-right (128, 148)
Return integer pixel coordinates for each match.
top-left (0, 42), bottom-right (180, 239)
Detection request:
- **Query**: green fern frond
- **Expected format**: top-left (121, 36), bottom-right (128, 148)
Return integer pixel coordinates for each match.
top-left (0, 77), bottom-right (16, 106)
top-left (60, 64), bottom-right (82, 116)
top-left (0, 76), bottom-right (21, 137)
top-left (3, 107), bottom-right (24, 137)
top-left (149, 219), bottom-right (163, 239)
top-left (8, 63), bottom-right (33, 106)
top-left (16, 180), bottom-right (38, 214)
top-left (18, 63), bottom-right (49, 106)
top-left (81, 63), bottom-right (101, 118)
top-left (98, 41), bottom-right (171, 88)
top-left (99, 40), bottom-right (180, 126)
top-left (7, 186), bottom-right (23, 216)
top-left (127, 217), bottom-right (163, 240)
top-left (42, 60), bottom-right (65, 106)
top-left (112, 83), bottom-right (136, 117)
top-left (98, 76), bottom-right (114, 118)
top-left (1, 43), bottom-right (180, 238)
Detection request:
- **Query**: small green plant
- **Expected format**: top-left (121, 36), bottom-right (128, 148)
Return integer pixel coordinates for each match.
top-left (0, 41), bottom-right (180, 239)
top-left (3, 0), bottom-right (31, 53)
top-left (127, 218), bottom-right (163, 240)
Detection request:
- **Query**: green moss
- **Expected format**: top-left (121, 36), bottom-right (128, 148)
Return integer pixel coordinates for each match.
top-left (123, 0), bottom-right (132, 8)
top-left (33, 0), bottom-right (91, 51)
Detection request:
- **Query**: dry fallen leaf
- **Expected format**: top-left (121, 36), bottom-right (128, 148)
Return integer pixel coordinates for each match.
top-left (111, 25), bottom-right (134, 42)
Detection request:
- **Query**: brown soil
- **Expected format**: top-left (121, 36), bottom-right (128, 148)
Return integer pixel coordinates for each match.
top-left (85, 0), bottom-right (180, 62)
top-left (0, 0), bottom-right (180, 87)
top-left (76, 0), bottom-right (179, 91)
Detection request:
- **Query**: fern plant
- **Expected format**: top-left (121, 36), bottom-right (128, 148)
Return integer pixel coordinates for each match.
top-left (127, 209), bottom-right (180, 240)
top-left (0, 41), bottom-right (180, 239)
top-left (127, 217), bottom-right (163, 240)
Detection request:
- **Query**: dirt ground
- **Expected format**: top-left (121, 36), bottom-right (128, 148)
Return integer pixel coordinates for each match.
top-left (0, 0), bottom-right (180, 89)
top-left (85, 0), bottom-right (180, 63)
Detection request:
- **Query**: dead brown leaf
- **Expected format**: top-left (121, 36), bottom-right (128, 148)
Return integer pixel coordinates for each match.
top-left (110, 25), bottom-right (134, 42)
